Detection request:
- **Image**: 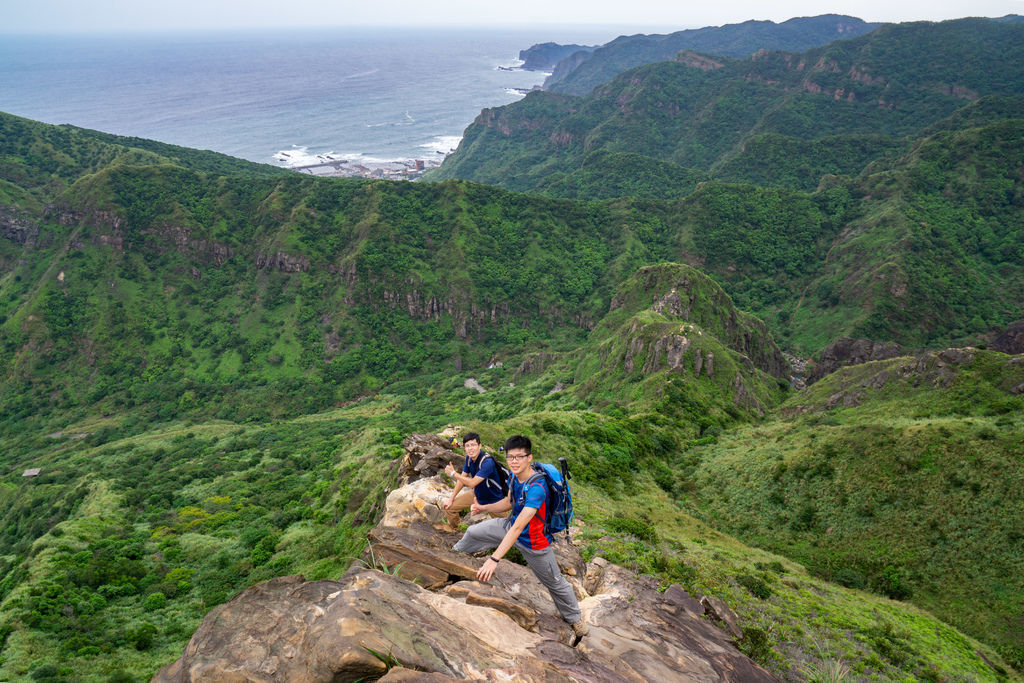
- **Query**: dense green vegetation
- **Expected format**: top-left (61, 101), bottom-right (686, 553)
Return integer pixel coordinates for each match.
top-left (432, 18), bottom-right (1024, 201)
top-left (685, 350), bottom-right (1024, 668)
top-left (544, 14), bottom-right (880, 96)
top-left (0, 413), bottom-right (397, 679)
top-left (0, 113), bottom-right (287, 211)
top-left (1, 381), bottom-right (1016, 680)
top-left (1, 16), bottom-right (1023, 679)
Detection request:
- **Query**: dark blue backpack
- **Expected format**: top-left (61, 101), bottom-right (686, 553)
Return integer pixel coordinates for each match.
top-left (478, 453), bottom-right (511, 498)
top-left (517, 457), bottom-right (574, 538)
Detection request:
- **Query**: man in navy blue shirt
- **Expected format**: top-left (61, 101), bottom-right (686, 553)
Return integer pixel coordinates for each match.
top-left (442, 432), bottom-right (505, 528)
top-left (452, 435), bottom-right (588, 640)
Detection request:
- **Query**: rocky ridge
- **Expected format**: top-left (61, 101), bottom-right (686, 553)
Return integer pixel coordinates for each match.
top-left (156, 433), bottom-right (776, 681)
top-left (784, 346), bottom-right (1024, 415)
top-left (809, 337), bottom-right (904, 383)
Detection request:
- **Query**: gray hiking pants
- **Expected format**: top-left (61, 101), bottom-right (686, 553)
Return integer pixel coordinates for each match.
top-left (453, 517), bottom-right (582, 623)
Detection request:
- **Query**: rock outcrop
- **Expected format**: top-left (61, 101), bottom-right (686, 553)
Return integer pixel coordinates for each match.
top-left (0, 207), bottom-right (41, 246)
top-left (991, 320), bottom-right (1024, 355)
top-left (809, 337), bottom-right (904, 383)
top-left (608, 264), bottom-right (790, 379)
top-left (156, 433), bottom-right (777, 682)
top-left (785, 347), bottom-right (1000, 415)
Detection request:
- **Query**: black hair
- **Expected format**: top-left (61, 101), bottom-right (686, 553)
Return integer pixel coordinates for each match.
top-left (503, 434), bottom-right (532, 454)
top-left (462, 432), bottom-right (481, 446)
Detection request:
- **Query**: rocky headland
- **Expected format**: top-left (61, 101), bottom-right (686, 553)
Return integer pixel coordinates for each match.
top-left (156, 433), bottom-right (776, 681)
top-left (518, 43), bottom-right (597, 72)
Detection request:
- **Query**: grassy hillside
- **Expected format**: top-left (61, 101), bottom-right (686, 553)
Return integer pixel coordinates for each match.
top-left (0, 113), bottom-right (288, 211)
top-left (685, 350), bottom-right (1024, 668)
top-left (1, 380), bottom-right (1019, 680)
top-left (3, 107), bottom-right (1020, 427)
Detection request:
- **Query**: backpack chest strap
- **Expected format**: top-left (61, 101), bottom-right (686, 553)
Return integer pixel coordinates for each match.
top-left (518, 471), bottom-right (546, 505)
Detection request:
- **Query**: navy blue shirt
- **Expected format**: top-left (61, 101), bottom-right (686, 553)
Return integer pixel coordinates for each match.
top-left (462, 453), bottom-right (505, 505)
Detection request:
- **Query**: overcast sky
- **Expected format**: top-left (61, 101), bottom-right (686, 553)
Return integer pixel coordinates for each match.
top-left (4, 0), bottom-right (1022, 33)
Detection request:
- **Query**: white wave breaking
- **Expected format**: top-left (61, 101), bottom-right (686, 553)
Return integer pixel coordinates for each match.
top-left (419, 135), bottom-right (462, 156)
top-left (495, 57), bottom-right (525, 70)
top-left (273, 145), bottom-right (341, 168)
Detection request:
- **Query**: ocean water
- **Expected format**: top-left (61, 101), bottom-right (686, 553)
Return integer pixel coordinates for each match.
top-left (0, 27), bottom-right (617, 168)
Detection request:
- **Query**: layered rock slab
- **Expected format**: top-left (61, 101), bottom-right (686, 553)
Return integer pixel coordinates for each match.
top-left (154, 569), bottom-right (568, 682)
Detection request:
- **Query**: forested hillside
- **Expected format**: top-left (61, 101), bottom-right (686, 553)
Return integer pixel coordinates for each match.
top-left (543, 14), bottom-right (879, 95)
top-left (432, 17), bottom-right (1024, 199)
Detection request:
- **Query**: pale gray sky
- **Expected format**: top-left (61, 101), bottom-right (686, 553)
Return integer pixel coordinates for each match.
top-left (3, 0), bottom-right (1022, 33)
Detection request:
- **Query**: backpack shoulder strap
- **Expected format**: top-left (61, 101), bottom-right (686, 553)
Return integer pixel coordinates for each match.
top-left (514, 470), bottom-right (544, 504)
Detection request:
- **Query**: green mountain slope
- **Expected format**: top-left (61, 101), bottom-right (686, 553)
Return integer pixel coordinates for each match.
top-left (4, 107), bottom-right (1020, 428)
top-left (796, 117), bottom-right (1024, 348)
top-left (431, 17), bottom-right (1024, 199)
top-left (0, 106), bottom-right (1022, 680)
top-left (0, 113), bottom-right (288, 210)
top-left (511, 263), bottom-right (791, 444)
top-left (544, 14), bottom-right (880, 95)
top-left (685, 349), bottom-right (1024, 666)
top-left (3, 385), bottom-right (1020, 680)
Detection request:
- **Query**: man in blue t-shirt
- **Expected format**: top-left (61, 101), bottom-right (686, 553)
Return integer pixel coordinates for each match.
top-left (452, 435), bottom-right (588, 640)
top-left (442, 432), bottom-right (505, 528)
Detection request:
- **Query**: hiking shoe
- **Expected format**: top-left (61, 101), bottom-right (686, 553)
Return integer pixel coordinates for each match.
top-left (571, 620), bottom-right (589, 637)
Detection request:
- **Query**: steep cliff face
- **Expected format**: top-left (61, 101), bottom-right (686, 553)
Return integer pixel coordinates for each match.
top-left (0, 207), bottom-right (41, 247)
top-left (991, 320), bottom-right (1024, 355)
top-left (543, 14), bottom-right (880, 96)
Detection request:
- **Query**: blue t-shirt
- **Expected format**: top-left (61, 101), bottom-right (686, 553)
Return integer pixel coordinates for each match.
top-left (506, 470), bottom-right (550, 550)
top-left (462, 453), bottom-right (505, 505)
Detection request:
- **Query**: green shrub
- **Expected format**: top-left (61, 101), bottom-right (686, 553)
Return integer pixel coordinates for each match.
top-left (739, 627), bottom-right (773, 661)
top-left (30, 665), bottom-right (61, 681)
top-left (142, 592), bottom-right (167, 611)
top-left (832, 567), bottom-right (866, 590)
top-left (736, 573), bottom-right (772, 599)
top-left (605, 515), bottom-right (658, 542)
top-left (131, 622), bottom-right (157, 650)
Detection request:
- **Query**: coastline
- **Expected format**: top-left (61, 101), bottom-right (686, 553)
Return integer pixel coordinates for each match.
top-left (290, 155), bottom-right (444, 180)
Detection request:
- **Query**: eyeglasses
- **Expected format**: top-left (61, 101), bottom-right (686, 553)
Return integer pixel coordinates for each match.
top-left (506, 455), bottom-right (531, 462)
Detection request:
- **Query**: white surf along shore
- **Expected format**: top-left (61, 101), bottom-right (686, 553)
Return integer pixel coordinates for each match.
top-left (274, 54), bottom-right (544, 180)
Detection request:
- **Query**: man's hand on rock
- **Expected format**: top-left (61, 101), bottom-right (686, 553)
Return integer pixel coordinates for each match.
top-left (477, 557), bottom-right (498, 582)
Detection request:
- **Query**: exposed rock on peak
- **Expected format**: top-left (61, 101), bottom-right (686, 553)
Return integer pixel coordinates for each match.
top-left (606, 263), bottom-right (789, 379)
top-left (157, 434), bottom-right (777, 682)
top-left (674, 50), bottom-right (726, 71)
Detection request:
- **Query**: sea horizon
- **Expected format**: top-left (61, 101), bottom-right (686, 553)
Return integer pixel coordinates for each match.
top-left (0, 26), bottom-right (646, 171)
